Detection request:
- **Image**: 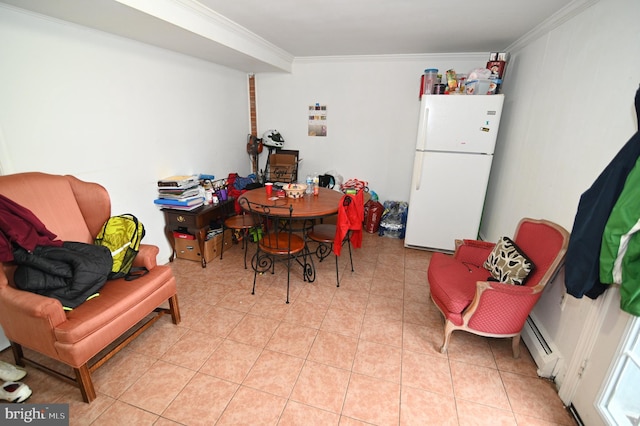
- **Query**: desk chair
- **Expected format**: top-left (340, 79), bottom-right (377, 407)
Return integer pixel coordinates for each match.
top-left (219, 213), bottom-right (260, 269)
top-left (242, 198), bottom-right (314, 303)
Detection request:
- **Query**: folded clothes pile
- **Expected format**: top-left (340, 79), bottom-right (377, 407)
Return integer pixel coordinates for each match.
top-left (0, 360), bottom-right (31, 403)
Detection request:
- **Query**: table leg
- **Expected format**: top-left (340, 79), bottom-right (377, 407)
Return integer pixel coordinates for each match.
top-left (197, 228), bottom-right (207, 268)
top-left (302, 243), bottom-right (316, 283)
top-left (164, 224), bottom-right (176, 262)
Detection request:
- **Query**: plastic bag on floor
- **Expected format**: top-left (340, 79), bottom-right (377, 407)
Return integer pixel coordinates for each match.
top-left (378, 201), bottom-right (408, 238)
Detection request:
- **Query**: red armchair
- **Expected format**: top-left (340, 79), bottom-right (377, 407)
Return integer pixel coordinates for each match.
top-left (428, 218), bottom-right (569, 357)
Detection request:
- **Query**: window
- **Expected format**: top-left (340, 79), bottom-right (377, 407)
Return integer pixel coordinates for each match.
top-left (598, 317), bottom-right (640, 425)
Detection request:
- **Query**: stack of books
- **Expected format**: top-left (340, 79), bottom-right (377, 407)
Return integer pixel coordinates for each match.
top-left (154, 175), bottom-right (204, 210)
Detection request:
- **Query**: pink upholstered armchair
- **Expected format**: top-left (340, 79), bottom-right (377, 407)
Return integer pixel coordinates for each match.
top-left (428, 218), bottom-right (569, 357)
top-left (0, 172), bottom-right (180, 402)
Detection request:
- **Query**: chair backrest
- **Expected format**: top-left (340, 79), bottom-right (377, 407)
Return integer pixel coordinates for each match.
top-left (0, 172), bottom-right (110, 244)
top-left (242, 198), bottom-right (296, 253)
top-left (339, 191), bottom-right (364, 231)
top-left (513, 218), bottom-right (570, 291)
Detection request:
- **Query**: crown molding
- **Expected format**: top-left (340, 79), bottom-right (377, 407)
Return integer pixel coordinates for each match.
top-left (506, 0), bottom-right (600, 53)
top-left (116, 0), bottom-right (294, 71)
top-left (293, 52), bottom-right (489, 65)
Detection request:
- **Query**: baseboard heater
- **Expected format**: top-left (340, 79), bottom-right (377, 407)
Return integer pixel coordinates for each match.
top-left (521, 313), bottom-right (563, 378)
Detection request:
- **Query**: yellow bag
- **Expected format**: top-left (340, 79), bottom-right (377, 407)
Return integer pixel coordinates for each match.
top-left (94, 214), bottom-right (147, 280)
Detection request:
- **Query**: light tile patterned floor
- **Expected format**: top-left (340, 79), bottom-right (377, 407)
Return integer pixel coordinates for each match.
top-left (0, 232), bottom-right (578, 425)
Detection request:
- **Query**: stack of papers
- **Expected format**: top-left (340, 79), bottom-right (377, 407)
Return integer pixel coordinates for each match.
top-left (156, 186), bottom-right (201, 200)
top-left (154, 175), bottom-right (204, 210)
top-left (157, 175), bottom-right (199, 189)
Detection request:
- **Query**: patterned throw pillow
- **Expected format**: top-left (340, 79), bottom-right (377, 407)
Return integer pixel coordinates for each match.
top-left (483, 236), bottom-right (535, 285)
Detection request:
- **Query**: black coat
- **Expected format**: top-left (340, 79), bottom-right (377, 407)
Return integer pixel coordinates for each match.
top-left (13, 241), bottom-right (112, 309)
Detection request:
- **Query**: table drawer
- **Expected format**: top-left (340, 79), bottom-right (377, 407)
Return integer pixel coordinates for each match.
top-left (165, 211), bottom-right (198, 227)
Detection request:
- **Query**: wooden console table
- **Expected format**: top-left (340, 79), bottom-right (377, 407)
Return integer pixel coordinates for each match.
top-left (162, 199), bottom-right (234, 267)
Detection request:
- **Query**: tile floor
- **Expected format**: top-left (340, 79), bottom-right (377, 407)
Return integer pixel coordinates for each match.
top-left (0, 232), bottom-right (577, 425)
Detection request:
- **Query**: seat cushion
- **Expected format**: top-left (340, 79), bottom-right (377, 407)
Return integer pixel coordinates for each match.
top-left (428, 252), bottom-right (489, 324)
top-left (54, 266), bottom-right (176, 345)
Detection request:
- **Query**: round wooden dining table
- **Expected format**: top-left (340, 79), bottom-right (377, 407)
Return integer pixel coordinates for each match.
top-left (238, 186), bottom-right (343, 291)
top-left (238, 186), bottom-right (343, 219)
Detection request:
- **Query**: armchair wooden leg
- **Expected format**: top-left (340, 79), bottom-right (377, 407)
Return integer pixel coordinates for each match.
top-left (168, 294), bottom-right (181, 324)
top-left (512, 334), bottom-right (521, 358)
top-left (10, 342), bottom-right (25, 368)
top-left (74, 364), bottom-right (96, 403)
top-left (11, 341), bottom-right (98, 403)
top-left (440, 321), bottom-right (454, 354)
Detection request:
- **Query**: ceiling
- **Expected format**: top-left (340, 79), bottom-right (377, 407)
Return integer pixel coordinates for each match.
top-left (198, 0), bottom-right (573, 57)
top-left (1, 0), bottom-right (575, 72)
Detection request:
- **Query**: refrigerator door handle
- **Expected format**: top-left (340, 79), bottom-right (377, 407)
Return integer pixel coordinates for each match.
top-left (413, 150), bottom-right (424, 191)
top-left (416, 99), bottom-right (429, 151)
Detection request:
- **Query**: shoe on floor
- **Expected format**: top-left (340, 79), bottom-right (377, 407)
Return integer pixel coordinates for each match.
top-left (1, 382), bottom-right (32, 403)
top-left (0, 361), bottom-right (27, 382)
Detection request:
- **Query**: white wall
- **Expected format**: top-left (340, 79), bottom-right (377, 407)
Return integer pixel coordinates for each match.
top-left (480, 0), bottom-right (640, 396)
top-left (255, 54), bottom-right (486, 200)
top-left (0, 5), bottom-right (251, 262)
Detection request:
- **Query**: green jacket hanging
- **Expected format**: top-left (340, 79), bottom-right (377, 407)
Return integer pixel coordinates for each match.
top-left (600, 156), bottom-right (640, 316)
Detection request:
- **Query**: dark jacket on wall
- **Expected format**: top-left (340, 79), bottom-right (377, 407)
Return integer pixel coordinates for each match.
top-left (13, 241), bottom-right (113, 309)
top-left (565, 87), bottom-right (640, 299)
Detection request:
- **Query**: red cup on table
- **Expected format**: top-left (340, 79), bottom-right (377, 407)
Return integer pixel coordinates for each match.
top-left (265, 182), bottom-right (273, 196)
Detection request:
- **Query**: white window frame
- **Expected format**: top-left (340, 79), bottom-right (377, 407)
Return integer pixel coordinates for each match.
top-left (597, 316), bottom-right (640, 425)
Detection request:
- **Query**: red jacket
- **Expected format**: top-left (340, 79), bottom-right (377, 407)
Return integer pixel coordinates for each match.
top-left (334, 191), bottom-right (364, 256)
top-left (0, 194), bottom-right (62, 262)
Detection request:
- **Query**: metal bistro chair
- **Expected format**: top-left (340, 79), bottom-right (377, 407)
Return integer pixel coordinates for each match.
top-left (242, 198), bottom-right (315, 303)
top-left (306, 195), bottom-right (356, 287)
top-left (219, 212), bottom-right (261, 269)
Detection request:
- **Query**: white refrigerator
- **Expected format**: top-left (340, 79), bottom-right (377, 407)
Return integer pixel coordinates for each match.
top-left (404, 94), bottom-right (504, 252)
